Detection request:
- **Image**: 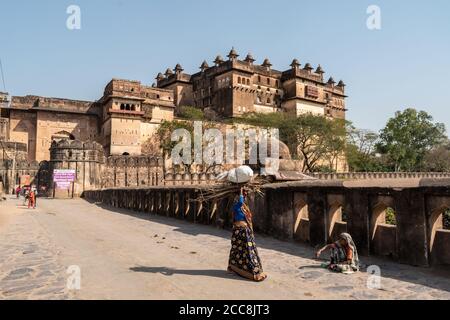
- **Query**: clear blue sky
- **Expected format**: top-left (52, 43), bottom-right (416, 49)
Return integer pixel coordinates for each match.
top-left (1, 0), bottom-right (449, 132)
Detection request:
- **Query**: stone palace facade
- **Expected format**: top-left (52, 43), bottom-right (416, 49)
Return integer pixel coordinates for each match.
top-left (0, 49), bottom-right (347, 163)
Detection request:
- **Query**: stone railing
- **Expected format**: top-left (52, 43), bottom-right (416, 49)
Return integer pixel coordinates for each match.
top-left (163, 173), bottom-right (218, 186)
top-left (82, 178), bottom-right (450, 267)
top-left (310, 172), bottom-right (450, 180)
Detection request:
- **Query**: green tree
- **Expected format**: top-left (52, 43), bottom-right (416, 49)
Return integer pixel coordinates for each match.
top-left (376, 108), bottom-right (446, 172)
top-left (177, 106), bottom-right (205, 120)
top-left (444, 209), bottom-right (450, 230)
top-left (422, 140), bottom-right (450, 172)
top-left (345, 127), bottom-right (390, 172)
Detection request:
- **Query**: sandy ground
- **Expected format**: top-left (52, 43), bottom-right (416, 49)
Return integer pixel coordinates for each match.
top-left (0, 196), bottom-right (449, 300)
top-left (0, 199), bottom-right (13, 229)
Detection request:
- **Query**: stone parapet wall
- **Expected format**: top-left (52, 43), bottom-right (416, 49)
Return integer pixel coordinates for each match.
top-left (310, 172), bottom-right (450, 180)
top-left (102, 155), bottom-right (164, 188)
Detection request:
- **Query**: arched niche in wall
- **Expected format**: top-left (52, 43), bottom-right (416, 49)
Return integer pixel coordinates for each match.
top-left (293, 192), bottom-right (309, 243)
top-left (370, 195), bottom-right (397, 258)
top-left (52, 130), bottom-right (75, 141)
top-left (426, 195), bottom-right (450, 264)
top-left (327, 194), bottom-right (346, 242)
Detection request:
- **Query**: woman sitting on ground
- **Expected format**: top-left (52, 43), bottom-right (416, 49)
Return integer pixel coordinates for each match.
top-left (315, 232), bottom-right (359, 273)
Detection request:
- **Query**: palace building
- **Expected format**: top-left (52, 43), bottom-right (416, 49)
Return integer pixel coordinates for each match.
top-left (157, 48), bottom-right (347, 120)
top-left (0, 81), bottom-right (175, 161)
top-left (0, 49), bottom-right (347, 162)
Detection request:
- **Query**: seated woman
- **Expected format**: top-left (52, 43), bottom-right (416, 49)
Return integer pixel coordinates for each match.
top-left (315, 233), bottom-right (359, 274)
top-left (227, 188), bottom-right (267, 282)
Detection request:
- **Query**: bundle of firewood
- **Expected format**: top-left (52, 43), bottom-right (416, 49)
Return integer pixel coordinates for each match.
top-left (193, 175), bottom-right (269, 203)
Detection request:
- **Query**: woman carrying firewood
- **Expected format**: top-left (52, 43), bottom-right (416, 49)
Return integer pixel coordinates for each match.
top-left (227, 188), bottom-right (267, 282)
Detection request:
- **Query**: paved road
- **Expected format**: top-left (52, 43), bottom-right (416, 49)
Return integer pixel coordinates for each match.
top-left (0, 196), bottom-right (449, 300)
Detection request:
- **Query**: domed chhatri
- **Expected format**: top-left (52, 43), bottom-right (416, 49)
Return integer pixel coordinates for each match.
top-left (227, 47), bottom-right (239, 60)
top-left (174, 63), bottom-right (184, 73)
top-left (315, 64), bottom-right (325, 74)
top-left (164, 68), bottom-right (174, 77)
top-left (200, 60), bottom-right (209, 71)
top-left (244, 53), bottom-right (256, 64)
top-left (262, 58), bottom-right (272, 68)
top-left (214, 55), bottom-right (224, 65)
top-left (303, 63), bottom-right (313, 71)
top-left (290, 58), bottom-right (301, 68)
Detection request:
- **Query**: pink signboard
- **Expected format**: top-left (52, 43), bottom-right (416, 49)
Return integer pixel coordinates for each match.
top-left (53, 169), bottom-right (76, 183)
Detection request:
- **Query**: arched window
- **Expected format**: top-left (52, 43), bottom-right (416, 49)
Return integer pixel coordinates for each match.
top-left (247, 79), bottom-right (250, 85)
top-left (267, 78), bottom-right (270, 85)
top-left (237, 77), bottom-right (241, 84)
top-left (258, 75), bottom-right (261, 83)
top-left (120, 103), bottom-right (125, 110)
top-left (131, 105), bottom-right (136, 111)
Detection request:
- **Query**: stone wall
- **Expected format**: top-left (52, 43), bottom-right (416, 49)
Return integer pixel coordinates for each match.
top-left (0, 141), bottom-right (35, 194)
top-left (311, 172), bottom-right (450, 180)
top-left (82, 178), bottom-right (450, 267)
top-left (49, 139), bottom-right (105, 197)
top-left (102, 155), bottom-right (164, 188)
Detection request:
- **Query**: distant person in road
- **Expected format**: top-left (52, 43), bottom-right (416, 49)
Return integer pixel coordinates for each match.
top-left (316, 232), bottom-right (359, 274)
top-left (31, 185), bottom-right (38, 206)
top-left (28, 189), bottom-right (36, 209)
top-left (227, 188), bottom-right (267, 282)
top-left (23, 187), bottom-right (29, 206)
top-left (16, 186), bottom-right (21, 198)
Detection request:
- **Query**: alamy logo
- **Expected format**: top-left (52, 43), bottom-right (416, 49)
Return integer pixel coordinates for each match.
top-left (366, 5), bottom-right (381, 30)
top-left (366, 265), bottom-right (381, 289)
top-left (66, 265), bottom-right (81, 290)
top-left (171, 121), bottom-right (280, 175)
top-left (66, 5), bottom-right (81, 30)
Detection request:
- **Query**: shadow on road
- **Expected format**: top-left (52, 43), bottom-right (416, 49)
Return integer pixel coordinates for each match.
top-left (129, 266), bottom-right (248, 282)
